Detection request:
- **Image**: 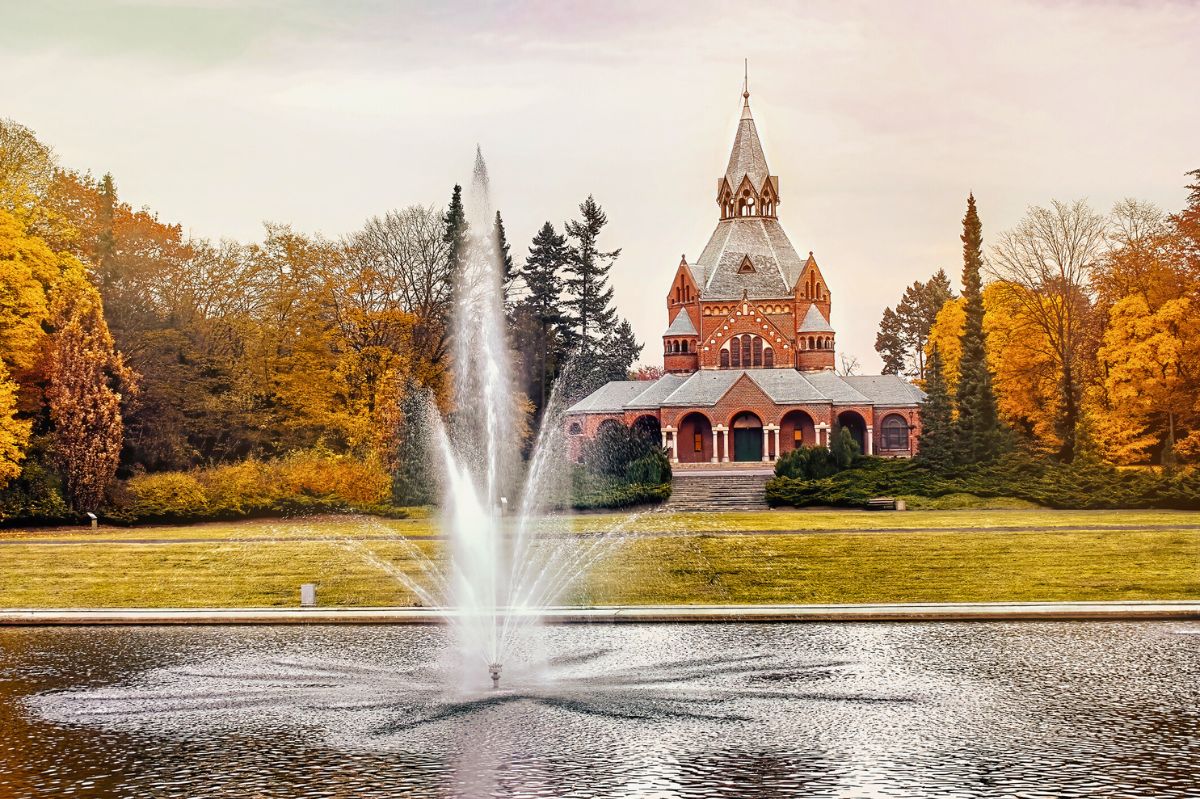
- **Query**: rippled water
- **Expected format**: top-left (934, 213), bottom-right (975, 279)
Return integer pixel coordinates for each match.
top-left (1, 622), bottom-right (1198, 797)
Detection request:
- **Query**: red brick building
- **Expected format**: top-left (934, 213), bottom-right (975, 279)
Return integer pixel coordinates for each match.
top-left (566, 85), bottom-right (924, 464)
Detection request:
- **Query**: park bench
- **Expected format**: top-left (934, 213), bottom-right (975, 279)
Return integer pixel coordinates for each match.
top-left (866, 497), bottom-right (906, 511)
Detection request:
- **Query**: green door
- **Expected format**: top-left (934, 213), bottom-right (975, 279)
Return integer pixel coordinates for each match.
top-left (733, 428), bottom-right (762, 461)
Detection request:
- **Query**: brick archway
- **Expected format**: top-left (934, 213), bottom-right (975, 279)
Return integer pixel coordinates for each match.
top-left (677, 412), bottom-right (713, 463)
top-left (836, 410), bottom-right (867, 452)
top-left (780, 409), bottom-right (816, 453)
top-left (730, 411), bottom-right (764, 462)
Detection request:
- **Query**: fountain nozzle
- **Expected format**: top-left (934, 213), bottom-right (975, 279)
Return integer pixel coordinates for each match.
top-left (488, 663), bottom-right (502, 689)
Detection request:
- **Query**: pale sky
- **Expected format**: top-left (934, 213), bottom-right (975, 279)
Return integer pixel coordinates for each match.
top-left (3, 0), bottom-right (1198, 372)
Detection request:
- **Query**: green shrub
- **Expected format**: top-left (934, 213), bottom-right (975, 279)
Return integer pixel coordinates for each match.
top-left (625, 449), bottom-right (672, 485)
top-left (766, 454), bottom-right (1200, 510)
top-left (572, 481), bottom-right (672, 510)
top-left (0, 459), bottom-right (72, 525)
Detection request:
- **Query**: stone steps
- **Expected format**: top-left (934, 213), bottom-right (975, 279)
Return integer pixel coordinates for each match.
top-left (666, 473), bottom-right (771, 512)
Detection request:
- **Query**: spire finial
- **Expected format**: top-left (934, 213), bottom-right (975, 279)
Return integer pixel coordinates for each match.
top-left (742, 59), bottom-right (749, 102)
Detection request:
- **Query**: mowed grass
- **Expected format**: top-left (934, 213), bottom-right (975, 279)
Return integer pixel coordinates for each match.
top-left (3, 507), bottom-right (1197, 542)
top-left (0, 510), bottom-right (1197, 608)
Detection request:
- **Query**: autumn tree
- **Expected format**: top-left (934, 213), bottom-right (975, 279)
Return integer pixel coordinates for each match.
top-left (45, 265), bottom-right (135, 511)
top-left (0, 361), bottom-right (29, 486)
top-left (955, 194), bottom-right (1003, 462)
top-left (989, 200), bottom-right (1107, 460)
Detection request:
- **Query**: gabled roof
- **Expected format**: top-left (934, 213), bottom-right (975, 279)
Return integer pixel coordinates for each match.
top-left (661, 370), bottom-right (744, 407)
top-left (745, 370), bottom-right (827, 403)
top-left (664, 309), bottom-right (697, 336)
top-left (800, 371), bottom-right (870, 403)
top-left (842, 375), bottom-right (928, 405)
top-left (693, 218), bottom-right (806, 300)
top-left (797, 304), bottom-right (834, 333)
top-left (724, 93), bottom-right (770, 195)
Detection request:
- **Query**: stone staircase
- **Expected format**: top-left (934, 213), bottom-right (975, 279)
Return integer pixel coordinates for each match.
top-left (666, 467), bottom-right (772, 512)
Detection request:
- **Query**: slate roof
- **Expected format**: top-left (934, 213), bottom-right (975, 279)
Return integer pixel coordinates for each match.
top-left (664, 309), bottom-right (697, 336)
top-left (842, 374), bottom-right (928, 405)
top-left (624, 373), bottom-right (689, 410)
top-left (568, 370), bottom-right (923, 415)
top-left (797, 304), bottom-right (834, 333)
top-left (565, 381), bottom-right (653, 414)
top-left (725, 97), bottom-right (770, 196)
top-left (693, 218), bottom-right (807, 300)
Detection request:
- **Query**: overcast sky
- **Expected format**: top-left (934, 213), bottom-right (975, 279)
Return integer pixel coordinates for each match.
top-left (3, 0), bottom-right (1198, 371)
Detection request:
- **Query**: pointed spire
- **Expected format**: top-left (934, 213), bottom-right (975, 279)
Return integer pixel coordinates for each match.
top-left (722, 64), bottom-right (774, 216)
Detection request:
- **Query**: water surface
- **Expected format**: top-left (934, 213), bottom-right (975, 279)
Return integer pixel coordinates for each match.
top-left (1, 622), bottom-right (1197, 797)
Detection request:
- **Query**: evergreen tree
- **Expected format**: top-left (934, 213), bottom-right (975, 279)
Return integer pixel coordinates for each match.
top-left (563, 195), bottom-right (619, 356)
top-left (875, 269), bottom-right (954, 379)
top-left (518, 221), bottom-right (569, 413)
top-left (830, 426), bottom-right (860, 468)
top-left (917, 346), bottom-right (956, 470)
top-left (95, 173), bottom-right (117, 291)
top-left (875, 307), bottom-right (906, 375)
top-left (391, 377), bottom-right (434, 506)
top-left (494, 210), bottom-right (515, 301)
top-left (567, 317), bottom-right (644, 401)
top-left (442, 184), bottom-right (468, 277)
top-left (954, 193), bottom-right (1003, 462)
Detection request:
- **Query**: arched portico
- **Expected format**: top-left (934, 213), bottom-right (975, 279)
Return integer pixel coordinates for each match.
top-left (780, 410), bottom-right (816, 453)
top-left (730, 411), bottom-right (764, 462)
top-left (677, 412), bottom-right (714, 463)
top-left (631, 414), bottom-right (661, 446)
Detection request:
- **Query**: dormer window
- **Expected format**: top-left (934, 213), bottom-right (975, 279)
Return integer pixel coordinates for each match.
top-left (737, 256), bottom-right (755, 274)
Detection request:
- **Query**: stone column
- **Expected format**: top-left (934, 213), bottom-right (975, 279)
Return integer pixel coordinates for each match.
top-left (664, 427), bottom-right (678, 463)
top-left (722, 427), bottom-right (731, 462)
top-left (661, 429), bottom-right (668, 450)
top-left (866, 425), bottom-right (874, 456)
top-left (761, 426), bottom-right (770, 462)
top-left (711, 428), bottom-right (719, 463)
top-left (773, 427), bottom-right (781, 460)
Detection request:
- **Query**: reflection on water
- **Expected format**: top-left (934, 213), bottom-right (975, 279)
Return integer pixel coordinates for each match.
top-left (2, 622), bottom-right (1198, 798)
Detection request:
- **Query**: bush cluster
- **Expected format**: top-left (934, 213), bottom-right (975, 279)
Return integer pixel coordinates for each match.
top-left (572, 423), bottom-right (672, 509)
top-left (766, 454), bottom-right (1200, 510)
top-left (106, 450), bottom-right (399, 523)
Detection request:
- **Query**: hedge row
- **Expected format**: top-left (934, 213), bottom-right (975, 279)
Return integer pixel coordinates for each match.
top-left (766, 455), bottom-right (1200, 510)
top-left (571, 481), bottom-right (672, 511)
top-left (105, 451), bottom-right (401, 523)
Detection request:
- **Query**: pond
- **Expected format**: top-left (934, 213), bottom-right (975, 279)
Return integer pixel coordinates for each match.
top-left (1, 622), bottom-right (1197, 797)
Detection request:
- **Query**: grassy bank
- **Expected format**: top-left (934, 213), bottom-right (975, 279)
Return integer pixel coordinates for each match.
top-left (0, 510), bottom-right (1196, 607)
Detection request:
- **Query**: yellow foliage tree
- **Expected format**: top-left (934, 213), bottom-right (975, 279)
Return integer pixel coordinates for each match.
top-left (1095, 294), bottom-right (1197, 464)
top-left (925, 297), bottom-right (965, 396)
top-left (0, 209), bottom-right (60, 389)
top-left (0, 360), bottom-right (30, 485)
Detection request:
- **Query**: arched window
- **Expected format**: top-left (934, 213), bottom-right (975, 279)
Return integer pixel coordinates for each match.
top-left (764, 347), bottom-right (774, 368)
top-left (730, 340), bottom-right (741, 368)
top-left (568, 422), bottom-right (583, 436)
top-left (720, 348), bottom-right (730, 368)
top-left (752, 336), bottom-right (763, 366)
top-left (881, 415), bottom-right (909, 450)
top-left (808, 336), bottom-right (815, 349)
top-left (826, 336), bottom-right (833, 349)
top-left (681, 340), bottom-right (689, 353)
top-left (740, 335), bottom-right (752, 366)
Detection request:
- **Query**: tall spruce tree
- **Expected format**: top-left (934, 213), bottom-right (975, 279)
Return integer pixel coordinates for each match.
top-left (918, 346), bottom-right (956, 470)
top-left (874, 269), bottom-right (954, 379)
top-left (442, 184), bottom-right (468, 277)
top-left (563, 195), bottom-right (619, 356)
top-left (954, 193), bottom-right (1002, 462)
top-left (875, 307), bottom-right (906, 375)
top-left (519, 221), bottom-right (570, 414)
top-left (494, 210), bottom-right (515, 300)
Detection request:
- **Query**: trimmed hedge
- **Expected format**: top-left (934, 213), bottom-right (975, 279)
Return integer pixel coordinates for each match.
top-left (571, 481), bottom-right (672, 511)
top-left (766, 455), bottom-right (1200, 510)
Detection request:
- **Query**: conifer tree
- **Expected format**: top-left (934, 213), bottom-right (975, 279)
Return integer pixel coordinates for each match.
top-left (563, 195), bottom-right (619, 357)
top-left (954, 193), bottom-right (1002, 462)
top-left (519, 221), bottom-right (569, 413)
top-left (918, 346), bottom-right (955, 470)
top-left (391, 377), bottom-right (434, 506)
top-left (875, 307), bottom-right (906, 375)
top-left (442, 184), bottom-right (468, 278)
top-left (494, 210), bottom-right (514, 300)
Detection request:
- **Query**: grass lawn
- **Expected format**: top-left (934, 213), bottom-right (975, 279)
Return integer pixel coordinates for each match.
top-left (0, 509), bottom-right (1197, 608)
